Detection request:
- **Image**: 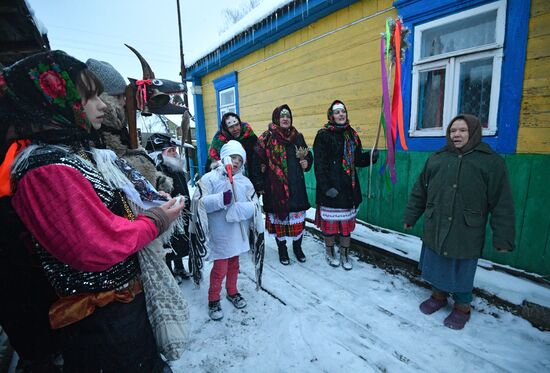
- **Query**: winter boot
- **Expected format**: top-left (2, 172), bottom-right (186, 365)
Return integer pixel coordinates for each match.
top-left (340, 247), bottom-right (353, 270)
top-left (292, 237), bottom-right (306, 263)
top-left (277, 239), bottom-right (290, 265)
top-left (174, 268), bottom-right (190, 280)
top-left (226, 292), bottom-right (247, 309)
top-left (444, 304), bottom-right (471, 330)
top-left (325, 246), bottom-right (339, 267)
top-left (208, 300), bottom-right (223, 320)
top-left (419, 290), bottom-right (448, 315)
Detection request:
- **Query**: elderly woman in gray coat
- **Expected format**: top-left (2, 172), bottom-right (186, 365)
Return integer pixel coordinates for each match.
top-left (404, 114), bottom-right (515, 330)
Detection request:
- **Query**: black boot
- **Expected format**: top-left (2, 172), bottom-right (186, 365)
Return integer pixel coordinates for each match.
top-left (292, 237), bottom-right (306, 263)
top-left (277, 239), bottom-right (290, 265)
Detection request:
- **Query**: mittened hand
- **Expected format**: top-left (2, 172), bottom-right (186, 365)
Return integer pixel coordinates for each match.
top-left (325, 188), bottom-right (339, 198)
top-left (223, 189), bottom-right (233, 205)
top-left (371, 149), bottom-right (379, 164)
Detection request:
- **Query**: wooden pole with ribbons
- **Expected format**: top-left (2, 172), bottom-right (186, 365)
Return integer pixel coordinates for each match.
top-left (125, 84), bottom-right (139, 150)
top-left (368, 18), bottom-right (410, 197)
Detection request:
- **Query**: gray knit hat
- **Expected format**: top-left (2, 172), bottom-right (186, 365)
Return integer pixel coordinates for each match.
top-left (85, 59), bottom-right (127, 95)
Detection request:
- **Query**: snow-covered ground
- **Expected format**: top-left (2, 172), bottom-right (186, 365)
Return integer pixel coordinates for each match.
top-left (171, 230), bottom-right (550, 372)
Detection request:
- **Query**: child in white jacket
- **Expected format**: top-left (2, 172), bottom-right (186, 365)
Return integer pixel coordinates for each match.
top-left (200, 140), bottom-right (256, 320)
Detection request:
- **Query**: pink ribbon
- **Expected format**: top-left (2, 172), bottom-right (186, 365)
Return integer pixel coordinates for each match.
top-left (135, 79), bottom-right (152, 111)
top-left (380, 35), bottom-right (396, 184)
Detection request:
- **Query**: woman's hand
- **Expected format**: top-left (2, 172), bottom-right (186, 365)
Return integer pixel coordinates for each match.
top-left (157, 191), bottom-right (171, 199)
top-left (300, 159), bottom-right (308, 169)
top-left (403, 223), bottom-right (413, 230)
top-left (159, 197), bottom-right (186, 222)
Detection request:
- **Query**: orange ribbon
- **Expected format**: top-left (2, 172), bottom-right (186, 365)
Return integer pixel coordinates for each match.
top-left (0, 139), bottom-right (30, 197)
top-left (391, 19), bottom-right (408, 151)
top-left (49, 278), bottom-right (142, 329)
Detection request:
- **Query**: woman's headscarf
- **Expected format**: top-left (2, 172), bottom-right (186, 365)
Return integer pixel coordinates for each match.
top-left (0, 50), bottom-right (93, 157)
top-left (324, 100), bottom-right (360, 189)
top-left (258, 104), bottom-right (299, 219)
top-left (208, 112), bottom-right (255, 161)
top-left (445, 114), bottom-right (482, 154)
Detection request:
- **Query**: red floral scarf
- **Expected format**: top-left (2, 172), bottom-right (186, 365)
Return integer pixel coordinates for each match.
top-left (258, 122), bottom-right (298, 219)
top-left (208, 122), bottom-right (255, 161)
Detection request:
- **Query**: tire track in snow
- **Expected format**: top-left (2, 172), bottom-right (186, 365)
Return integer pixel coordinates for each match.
top-left (294, 260), bottom-right (511, 372)
top-left (241, 238), bottom-right (510, 373)
top-left (240, 263), bottom-right (422, 372)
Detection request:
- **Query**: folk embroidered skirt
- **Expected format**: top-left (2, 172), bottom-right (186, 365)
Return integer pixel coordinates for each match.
top-left (266, 211), bottom-right (306, 239)
top-left (314, 206), bottom-right (357, 236)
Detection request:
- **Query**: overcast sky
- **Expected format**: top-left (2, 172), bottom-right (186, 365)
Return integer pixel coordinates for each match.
top-left (26, 0), bottom-right (239, 115)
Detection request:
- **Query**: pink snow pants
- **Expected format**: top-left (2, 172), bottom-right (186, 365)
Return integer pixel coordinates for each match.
top-left (208, 255), bottom-right (240, 302)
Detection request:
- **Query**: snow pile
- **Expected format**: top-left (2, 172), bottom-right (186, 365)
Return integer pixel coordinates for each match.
top-left (24, 0), bottom-right (48, 36)
top-left (170, 232), bottom-right (550, 372)
top-left (304, 208), bottom-right (550, 309)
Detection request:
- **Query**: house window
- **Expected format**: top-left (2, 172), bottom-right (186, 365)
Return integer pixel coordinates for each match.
top-left (213, 71), bottom-right (239, 126)
top-left (410, 1), bottom-right (505, 137)
top-left (218, 87), bottom-right (236, 117)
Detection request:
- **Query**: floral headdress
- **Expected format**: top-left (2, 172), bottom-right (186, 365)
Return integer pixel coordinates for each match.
top-left (0, 50), bottom-right (92, 155)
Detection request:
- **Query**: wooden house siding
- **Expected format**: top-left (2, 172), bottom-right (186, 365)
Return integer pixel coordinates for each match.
top-left (190, 0), bottom-right (549, 276)
top-left (200, 0), bottom-right (396, 146)
top-left (517, 0), bottom-right (550, 154)
top-left (304, 150), bottom-right (550, 276)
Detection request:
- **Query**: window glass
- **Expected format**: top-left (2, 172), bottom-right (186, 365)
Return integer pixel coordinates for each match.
top-left (220, 88), bottom-right (235, 106)
top-left (458, 57), bottom-right (493, 128)
top-left (416, 68), bottom-right (446, 130)
top-left (420, 10), bottom-right (497, 59)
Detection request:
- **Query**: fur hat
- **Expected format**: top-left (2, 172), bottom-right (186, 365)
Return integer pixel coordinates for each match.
top-left (86, 59), bottom-right (127, 95)
top-left (220, 140), bottom-right (246, 164)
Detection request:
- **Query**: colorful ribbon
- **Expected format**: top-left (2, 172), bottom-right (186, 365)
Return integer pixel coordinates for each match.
top-left (380, 35), bottom-right (396, 184)
top-left (135, 79), bottom-right (152, 111)
top-left (0, 139), bottom-right (30, 197)
top-left (391, 19), bottom-right (408, 151)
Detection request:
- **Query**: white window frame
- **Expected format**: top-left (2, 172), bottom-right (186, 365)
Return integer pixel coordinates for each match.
top-left (218, 86), bottom-right (236, 119)
top-left (410, 0), bottom-right (506, 137)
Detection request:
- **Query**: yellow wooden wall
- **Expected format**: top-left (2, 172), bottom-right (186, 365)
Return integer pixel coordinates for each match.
top-left (200, 0), bottom-right (396, 147)
top-left (517, 0), bottom-right (550, 153)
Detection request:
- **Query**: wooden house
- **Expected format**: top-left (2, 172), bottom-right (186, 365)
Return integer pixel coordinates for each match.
top-left (186, 0), bottom-right (549, 276)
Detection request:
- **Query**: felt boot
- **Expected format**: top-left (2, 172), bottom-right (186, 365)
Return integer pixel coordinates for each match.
top-left (444, 304), bottom-right (471, 330)
top-left (277, 239), bottom-right (290, 265)
top-left (292, 237), bottom-right (306, 263)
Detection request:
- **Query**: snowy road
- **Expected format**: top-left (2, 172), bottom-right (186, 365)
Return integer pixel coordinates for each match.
top-left (172, 232), bottom-right (550, 372)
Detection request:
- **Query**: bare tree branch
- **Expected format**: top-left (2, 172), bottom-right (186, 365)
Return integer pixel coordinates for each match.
top-left (220, 0), bottom-right (262, 34)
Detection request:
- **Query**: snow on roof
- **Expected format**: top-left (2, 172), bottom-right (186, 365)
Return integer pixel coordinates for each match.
top-left (24, 0), bottom-right (48, 35)
top-left (186, 0), bottom-right (294, 66)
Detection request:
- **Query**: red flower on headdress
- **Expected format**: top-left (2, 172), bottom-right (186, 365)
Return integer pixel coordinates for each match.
top-left (39, 70), bottom-right (66, 99)
top-left (0, 74), bottom-right (6, 97)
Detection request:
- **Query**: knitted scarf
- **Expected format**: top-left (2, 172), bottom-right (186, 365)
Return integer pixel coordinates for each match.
top-left (325, 122), bottom-right (360, 189)
top-left (259, 121), bottom-right (298, 219)
top-left (208, 122), bottom-right (255, 161)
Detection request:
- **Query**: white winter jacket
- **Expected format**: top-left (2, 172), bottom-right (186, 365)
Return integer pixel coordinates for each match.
top-left (200, 167), bottom-right (255, 260)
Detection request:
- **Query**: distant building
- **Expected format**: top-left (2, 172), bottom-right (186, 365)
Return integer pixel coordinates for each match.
top-left (0, 0), bottom-right (50, 66)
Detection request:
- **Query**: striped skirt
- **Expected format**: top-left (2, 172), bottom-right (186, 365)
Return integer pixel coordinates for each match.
top-left (266, 211), bottom-right (306, 239)
top-left (314, 206), bottom-right (357, 236)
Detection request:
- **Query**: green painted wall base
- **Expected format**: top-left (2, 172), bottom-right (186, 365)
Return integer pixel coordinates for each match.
top-left (304, 150), bottom-right (550, 276)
